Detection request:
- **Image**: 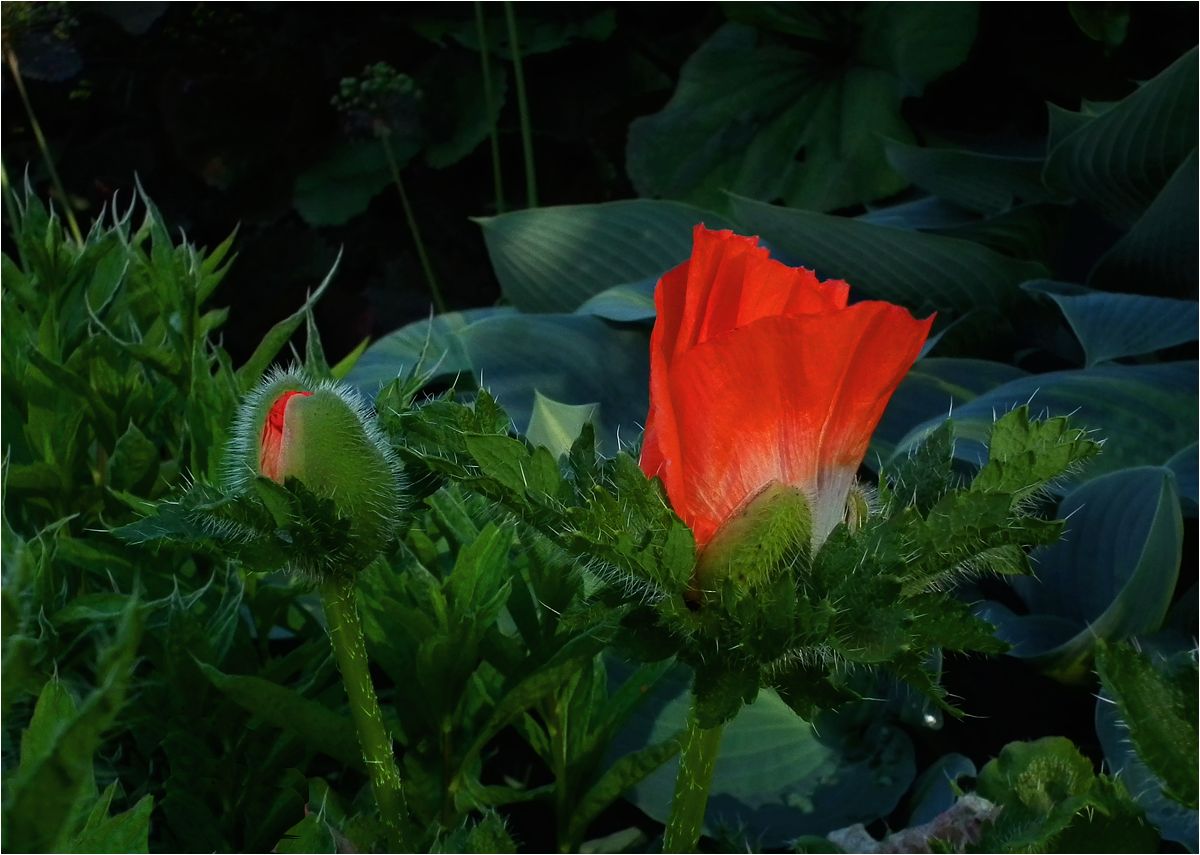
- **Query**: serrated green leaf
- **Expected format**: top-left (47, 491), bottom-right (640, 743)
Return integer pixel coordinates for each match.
top-left (568, 736), bottom-right (681, 845)
top-left (64, 792), bottom-right (154, 853)
top-left (970, 405), bottom-right (1099, 498)
top-left (1096, 642), bottom-right (1198, 809)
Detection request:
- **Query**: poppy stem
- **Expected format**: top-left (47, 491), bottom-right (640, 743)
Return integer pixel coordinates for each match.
top-left (663, 703), bottom-right (725, 853)
top-left (320, 575), bottom-right (410, 851)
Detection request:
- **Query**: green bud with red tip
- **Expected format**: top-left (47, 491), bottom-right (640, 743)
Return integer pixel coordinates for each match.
top-left (225, 367), bottom-right (404, 574)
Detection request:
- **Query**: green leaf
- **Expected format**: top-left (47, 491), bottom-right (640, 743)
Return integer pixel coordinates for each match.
top-left (1089, 148), bottom-right (1199, 296)
top-left (730, 196), bottom-right (1046, 315)
top-left (615, 664), bottom-right (915, 845)
top-left (197, 662), bottom-right (364, 769)
top-left (568, 736), bottom-right (681, 846)
top-left (1095, 681), bottom-right (1198, 849)
top-left (884, 141), bottom-right (1054, 215)
top-left (1043, 47), bottom-right (1197, 227)
top-left (1096, 642), bottom-right (1197, 809)
top-left (1070, 2), bottom-right (1130, 48)
top-left (294, 141), bottom-right (403, 227)
top-left (236, 253), bottom-right (339, 391)
top-left (476, 200), bottom-right (730, 312)
top-left (65, 791), bottom-right (154, 853)
top-left (979, 467), bottom-right (1183, 682)
top-left (970, 405), bottom-right (1099, 499)
top-left (525, 392), bottom-right (599, 459)
top-left (891, 362), bottom-right (1198, 483)
top-left (1024, 280), bottom-right (1198, 366)
top-left (628, 8), bottom-right (977, 213)
top-left (3, 595), bottom-right (143, 852)
top-left (109, 422), bottom-right (160, 492)
top-left (275, 813), bottom-right (336, 854)
top-left (973, 737), bottom-right (1157, 853)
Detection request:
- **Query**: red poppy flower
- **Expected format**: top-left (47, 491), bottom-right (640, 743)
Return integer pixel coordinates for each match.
top-left (640, 226), bottom-right (933, 552)
top-left (259, 389), bottom-right (312, 482)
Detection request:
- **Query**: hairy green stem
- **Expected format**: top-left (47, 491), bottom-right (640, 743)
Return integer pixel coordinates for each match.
top-left (4, 47), bottom-right (83, 246)
top-left (503, 1), bottom-right (537, 207)
top-left (381, 136), bottom-right (446, 313)
top-left (320, 576), bottom-right (409, 850)
top-left (474, 1), bottom-right (506, 214)
top-left (663, 704), bottom-right (724, 853)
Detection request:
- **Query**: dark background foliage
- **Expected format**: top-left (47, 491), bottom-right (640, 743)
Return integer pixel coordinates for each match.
top-left (2, 2), bottom-right (1195, 363)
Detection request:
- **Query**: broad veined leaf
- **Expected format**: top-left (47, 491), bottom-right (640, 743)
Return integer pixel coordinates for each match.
top-left (476, 200), bottom-right (730, 312)
top-left (731, 196), bottom-right (1047, 315)
top-left (1165, 443), bottom-right (1198, 514)
top-left (1023, 280), bottom-right (1198, 366)
top-left (575, 277), bottom-right (658, 323)
top-left (1043, 47), bottom-right (1197, 227)
top-left (977, 466), bottom-right (1183, 682)
top-left (344, 307), bottom-right (515, 396)
top-left (613, 663), bottom-right (915, 845)
top-left (891, 362), bottom-right (1197, 482)
top-left (458, 313), bottom-right (650, 455)
top-left (628, 6), bottom-right (978, 213)
top-left (884, 141), bottom-right (1055, 215)
top-left (1089, 148), bottom-right (1199, 297)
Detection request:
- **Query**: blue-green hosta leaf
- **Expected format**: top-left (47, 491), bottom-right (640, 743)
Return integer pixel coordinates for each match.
top-left (613, 664), bottom-right (915, 846)
top-left (905, 753), bottom-right (977, 826)
top-left (476, 200), bottom-right (730, 313)
top-left (524, 392), bottom-right (599, 459)
top-left (628, 7), bottom-right (977, 213)
top-left (891, 362), bottom-right (1197, 483)
top-left (884, 141), bottom-right (1054, 215)
top-left (978, 466), bottom-right (1183, 683)
top-left (858, 196), bottom-right (978, 231)
top-left (1166, 443), bottom-right (1198, 514)
top-left (1090, 148), bottom-right (1199, 297)
top-left (1023, 280), bottom-right (1198, 366)
top-left (458, 313), bottom-right (649, 455)
top-left (1043, 47), bottom-right (1197, 227)
top-left (575, 277), bottom-right (658, 322)
top-left (730, 196), bottom-right (1046, 315)
top-left (344, 307), bottom-right (514, 395)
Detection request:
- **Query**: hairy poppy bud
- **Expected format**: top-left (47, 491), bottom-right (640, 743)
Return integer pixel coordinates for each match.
top-left (226, 367), bottom-right (405, 569)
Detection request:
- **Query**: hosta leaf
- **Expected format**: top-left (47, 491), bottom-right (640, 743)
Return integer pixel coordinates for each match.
top-left (1023, 280), bottom-right (1198, 366)
top-left (730, 196), bottom-right (1046, 315)
top-left (1043, 47), bottom-right (1197, 227)
top-left (477, 200), bottom-right (729, 312)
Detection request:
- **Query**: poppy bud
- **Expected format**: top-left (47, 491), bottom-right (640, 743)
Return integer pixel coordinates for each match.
top-left (226, 367), bottom-right (405, 567)
top-left (693, 482), bottom-right (812, 600)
